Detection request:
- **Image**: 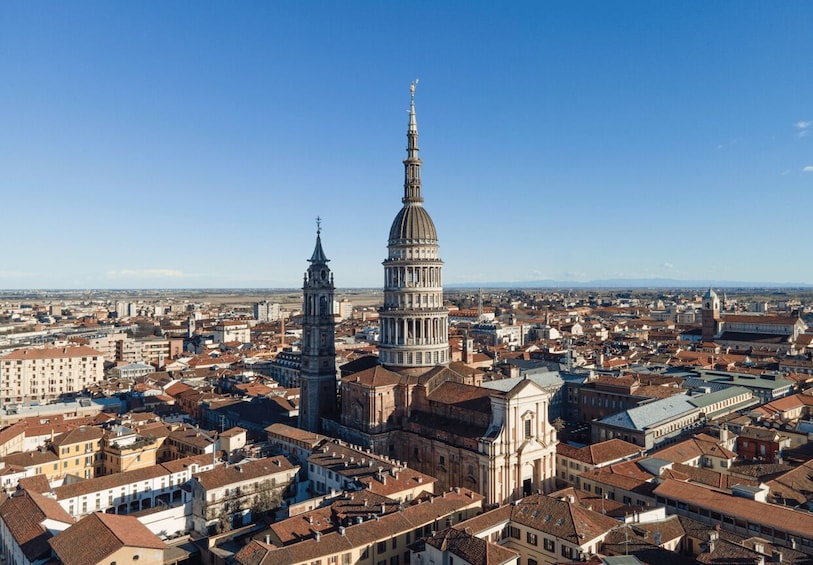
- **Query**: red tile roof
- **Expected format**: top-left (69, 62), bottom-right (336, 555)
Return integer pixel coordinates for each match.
top-left (0, 490), bottom-right (74, 562)
top-left (48, 512), bottom-right (164, 565)
top-left (0, 345), bottom-right (103, 360)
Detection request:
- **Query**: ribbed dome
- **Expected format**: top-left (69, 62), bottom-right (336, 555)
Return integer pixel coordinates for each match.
top-left (388, 202), bottom-right (437, 243)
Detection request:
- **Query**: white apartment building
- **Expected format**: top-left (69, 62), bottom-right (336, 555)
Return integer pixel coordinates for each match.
top-left (213, 320), bottom-right (251, 344)
top-left (46, 454), bottom-right (218, 536)
top-left (0, 346), bottom-right (105, 406)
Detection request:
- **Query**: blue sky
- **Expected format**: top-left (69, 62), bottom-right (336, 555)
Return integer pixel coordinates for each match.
top-left (1, 2), bottom-right (812, 289)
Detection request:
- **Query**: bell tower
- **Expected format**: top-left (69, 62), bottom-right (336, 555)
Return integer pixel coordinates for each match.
top-left (298, 218), bottom-right (337, 432)
top-left (701, 287), bottom-right (720, 343)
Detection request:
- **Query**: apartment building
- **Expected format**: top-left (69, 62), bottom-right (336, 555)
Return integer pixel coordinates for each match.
top-left (213, 320), bottom-right (251, 344)
top-left (556, 438), bottom-right (643, 488)
top-left (450, 493), bottom-right (620, 565)
top-left (100, 425), bottom-right (162, 475)
top-left (235, 488), bottom-right (484, 565)
top-left (50, 425), bottom-right (105, 480)
top-left (190, 456), bottom-right (299, 535)
top-left (0, 345), bottom-right (105, 405)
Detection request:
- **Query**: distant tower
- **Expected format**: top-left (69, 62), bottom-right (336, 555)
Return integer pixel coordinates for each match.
top-left (298, 219), bottom-right (337, 433)
top-left (187, 314), bottom-right (196, 338)
top-left (378, 81), bottom-right (449, 369)
top-left (463, 331), bottom-right (474, 364)
top-left (701, 287), bottom-right (721, 342)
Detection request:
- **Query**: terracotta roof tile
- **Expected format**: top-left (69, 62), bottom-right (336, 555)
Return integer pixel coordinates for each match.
top-left (48, 512), bottom-right (164, 565)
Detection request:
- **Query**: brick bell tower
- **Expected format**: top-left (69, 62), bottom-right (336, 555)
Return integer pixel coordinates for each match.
top-left (701, 287), bottom-right (720, 343)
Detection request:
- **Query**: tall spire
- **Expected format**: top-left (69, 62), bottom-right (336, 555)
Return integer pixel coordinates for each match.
top-left (309, 216), bottom-right (329, 264)
top-left (403, 79), bottom-right (423, 204)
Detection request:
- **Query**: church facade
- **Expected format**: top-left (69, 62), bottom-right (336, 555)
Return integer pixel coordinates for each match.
top-left (316, 84), bottom-right (557, 505)
top-left (701, 287), bottom-right (808, 354)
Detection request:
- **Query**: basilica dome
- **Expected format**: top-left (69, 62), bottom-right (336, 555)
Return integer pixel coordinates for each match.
top-left (388, 202), bottom-right (438, 244)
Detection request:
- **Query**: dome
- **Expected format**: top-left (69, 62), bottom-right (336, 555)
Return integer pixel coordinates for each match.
top-left (388, 202), bottom-right (437, 244)
top-left (703, 287), bottom-right (718, 300)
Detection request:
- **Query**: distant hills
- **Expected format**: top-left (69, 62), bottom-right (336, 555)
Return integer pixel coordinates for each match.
top-left (447, 278), bottom-right (813, 290)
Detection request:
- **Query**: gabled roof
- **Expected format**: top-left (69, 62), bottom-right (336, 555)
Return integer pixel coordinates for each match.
top-left (48, 512), bottom-right (164, 565)
top-left (50, 424), bottom-right (104, 447)
top-left (0, 490), bottom-right (74, 561)
top-left (510, 493), bottom-right (619, 543)
top-left (425, 527), bottom-right (518, 565)
top-left (653, 435), bottom-right (737, 464)
top-left (557, 438), bottom-right (642, 466)
top-left (194, 456), bottom-right (297, 490)
top-left (341, 365), bottom-right (402, 388)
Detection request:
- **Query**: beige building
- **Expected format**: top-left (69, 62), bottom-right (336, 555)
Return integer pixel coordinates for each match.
top-left (214, 320), bottom-right (251, 344)
top-left (51, 425), bottom-right (105, 481)
top-left (100, 425), bottom-right (162, 475)
top-left (0, 345), bottom-right (104, 405)
top-left (451, 493), bottom-right (620, 565)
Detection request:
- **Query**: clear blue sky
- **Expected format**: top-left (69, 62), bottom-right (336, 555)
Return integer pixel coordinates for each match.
top-left (2, 2), bottom-right (812, 289)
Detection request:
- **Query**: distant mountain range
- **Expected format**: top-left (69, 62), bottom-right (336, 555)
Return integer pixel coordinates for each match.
top-left (447, 278), bottom-right (813, 289)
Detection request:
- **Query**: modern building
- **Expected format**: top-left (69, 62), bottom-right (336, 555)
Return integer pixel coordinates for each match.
top-left (0, 345), bottom-right (105, 406)
top-left (254, 301), bottom-right (281, 322)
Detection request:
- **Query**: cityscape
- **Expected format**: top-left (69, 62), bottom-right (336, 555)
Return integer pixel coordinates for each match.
top-left (3, 3), bottom-right (813, 565)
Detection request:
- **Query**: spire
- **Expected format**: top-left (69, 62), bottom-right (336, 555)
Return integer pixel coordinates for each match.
top-left (403, 79), bottom-right (423, 204)
top-left (309, 216), bottom-right (329, 264)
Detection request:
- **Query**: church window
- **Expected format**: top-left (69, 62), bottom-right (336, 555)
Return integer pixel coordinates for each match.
top-left (524, 419), bottom-right (532, 439)
top-left (416, 352), bottom-right (422, 364)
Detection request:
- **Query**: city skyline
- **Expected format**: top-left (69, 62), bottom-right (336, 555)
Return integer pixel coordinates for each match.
top-left (2, 2), bottom-right (813, 289)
